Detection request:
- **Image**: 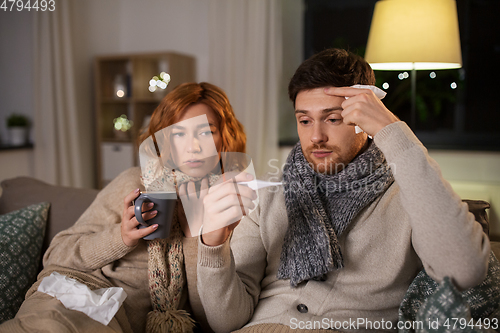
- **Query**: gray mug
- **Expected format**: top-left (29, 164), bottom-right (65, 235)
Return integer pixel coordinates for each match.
top-left (134, 191), bottom-right (177, 240)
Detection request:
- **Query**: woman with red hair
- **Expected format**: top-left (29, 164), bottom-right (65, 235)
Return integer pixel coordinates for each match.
top-left (2, 82), bottom-right (251, 333)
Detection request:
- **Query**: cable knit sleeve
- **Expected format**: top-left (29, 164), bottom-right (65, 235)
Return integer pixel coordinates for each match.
top-left (374, 121), bottom-right (490, 290)
top-left (196, 205), bottom-right (267, 332)
top-left (42, 167), bottom-right (143, 271)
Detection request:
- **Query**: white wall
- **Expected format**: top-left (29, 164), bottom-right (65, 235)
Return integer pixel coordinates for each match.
top-left (429, 150), bottom-right (500, 238)
top-left (70, 0), bottom-right (210, 81)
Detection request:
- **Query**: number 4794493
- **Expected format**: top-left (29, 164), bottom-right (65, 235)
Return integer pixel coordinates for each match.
top-left (1, 0), bottom-right (55, 11)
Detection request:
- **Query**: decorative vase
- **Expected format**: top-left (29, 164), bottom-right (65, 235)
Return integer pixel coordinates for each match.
top-left (8, 127), bottom-right (28, 146)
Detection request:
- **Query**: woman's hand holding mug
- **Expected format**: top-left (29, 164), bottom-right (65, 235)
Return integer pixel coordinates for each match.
top-left (121, 188), bottom-right (158, 247)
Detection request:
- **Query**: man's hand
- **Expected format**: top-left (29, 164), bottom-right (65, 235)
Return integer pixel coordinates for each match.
top-left (324, 86), bottom-right (399, 137)
top-left (201, 172), bottom-right (257, 247)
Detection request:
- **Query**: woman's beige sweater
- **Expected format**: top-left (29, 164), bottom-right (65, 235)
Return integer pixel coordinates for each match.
top-left (196, 122), bottom-right (491, 333)
top-left (41, 167), bottom-right (204, 333)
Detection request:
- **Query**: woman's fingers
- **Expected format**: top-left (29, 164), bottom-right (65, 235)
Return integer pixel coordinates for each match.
top-left (124, 206), bottom-right (157, 226)
top-left (211, 171), bottom-right (253, 187)
top-left (202, 190), bottom-right (256, 236)
top-left (141, 209), bottom-right (157, 223)
top-left (123, 188), bottom-right (141, 207)
top-left (187, 181), bottom-right (196, 198)
top-left (203, 206), bottom-right (245, 234)
top-left (206, 193), bottom-right (254, 216)
top-left (124, 204), bottom-right (135, 221)
top-left (199, 173), bottom-right (254, 246)
top-left (130, 223), bottom-right (158, 239)
top-left (142, 202), bottom-right (154, 213)
top-left (199, 177), bottom-right (209, 197)
top-left (123, 188), bottom-right (140, 218)
top-left (122, 210), bottom-right (158, 246)
top-left (178, 173), bottom-right (257, 243)
top-left (206, 180), bottom-right (256, 204)
top-left (121, 188), bottom-right (163, 247)
top-left (178, 183), bottom-right (187, 197)
top-left (125, 202), bottom-right (155, 221)
top-left (180, 178), bottom-right (210, 200)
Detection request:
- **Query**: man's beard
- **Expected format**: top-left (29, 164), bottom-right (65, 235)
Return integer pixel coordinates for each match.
top-left (303, 142), bottom-right (365, 175)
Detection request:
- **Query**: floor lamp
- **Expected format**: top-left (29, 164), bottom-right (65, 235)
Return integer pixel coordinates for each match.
top-left (365, 0), bottom-right (462, 129)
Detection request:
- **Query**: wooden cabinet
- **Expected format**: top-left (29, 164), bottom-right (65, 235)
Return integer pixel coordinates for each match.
top-left (94, 52), bottom-right (195, 188)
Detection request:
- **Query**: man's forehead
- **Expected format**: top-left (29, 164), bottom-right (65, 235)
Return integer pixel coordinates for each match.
top-left (295, 88), bottom-right (344, 113)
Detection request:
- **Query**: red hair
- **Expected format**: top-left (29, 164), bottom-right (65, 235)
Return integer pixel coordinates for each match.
top-left (138, 82), bottom-right (246, 155)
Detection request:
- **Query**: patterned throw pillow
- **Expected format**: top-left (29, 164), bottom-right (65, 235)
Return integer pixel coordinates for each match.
top-left (0, 202), bottom-right (50, 324)
top-left (399, 252), bottom-right (500, 333)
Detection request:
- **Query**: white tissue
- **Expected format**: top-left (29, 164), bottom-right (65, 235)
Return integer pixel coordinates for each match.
top-left (38, 272), bottom-right (127, 326)
top-left (350, 84), bottom-right (387, 99)
top-left (348, 84), bottom-right (387, 138)
top-left (237, 180), bottom-right (282, 190)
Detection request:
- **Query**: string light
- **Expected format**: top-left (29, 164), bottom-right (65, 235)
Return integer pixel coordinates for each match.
top-left (149, 72), bottom-right (171, 93)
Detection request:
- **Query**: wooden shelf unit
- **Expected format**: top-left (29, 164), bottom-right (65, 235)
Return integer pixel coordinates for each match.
top-left (94, 52), bottom-right (195, 188)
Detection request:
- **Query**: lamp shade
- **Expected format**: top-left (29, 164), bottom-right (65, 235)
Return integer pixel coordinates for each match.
top-left (365, 0), bottom-right (462, 70)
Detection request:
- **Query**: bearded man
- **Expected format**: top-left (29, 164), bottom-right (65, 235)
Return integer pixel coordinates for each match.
top-left (194, 48), bottom-right (490, 333)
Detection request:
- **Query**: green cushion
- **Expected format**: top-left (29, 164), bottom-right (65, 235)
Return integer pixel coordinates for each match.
top-left (0, 202), bottom-right (50, 324)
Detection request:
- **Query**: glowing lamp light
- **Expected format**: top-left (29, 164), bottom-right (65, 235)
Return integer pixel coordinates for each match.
top-left (114, 75), bottom-right (127, 99)
top-left (365, 0), bottom-right (462, 71)
top-left (364, 0), bottom-right (462, 127)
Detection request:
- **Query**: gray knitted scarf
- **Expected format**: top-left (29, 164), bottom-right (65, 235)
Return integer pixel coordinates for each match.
top-left (278, 140), bottom-right (394, 287)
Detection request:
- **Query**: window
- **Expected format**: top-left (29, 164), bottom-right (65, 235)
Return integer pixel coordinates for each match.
top-left (280, 0), bottom-right (500, 150)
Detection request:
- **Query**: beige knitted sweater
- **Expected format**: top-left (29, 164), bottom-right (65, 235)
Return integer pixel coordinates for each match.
top-left (197, 121), bottom-right (491, 333)
top-left (41, 167), bottom-right (206, 333)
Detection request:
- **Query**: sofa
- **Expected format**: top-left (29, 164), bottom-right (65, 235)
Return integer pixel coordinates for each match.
top-left (0, 175), bottom-right (498, 326)
top-left (0, 176), bottom-right (99, 323)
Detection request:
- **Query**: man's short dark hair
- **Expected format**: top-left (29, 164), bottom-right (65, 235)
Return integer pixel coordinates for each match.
top-left (288, 48), bottom-right (376, 105)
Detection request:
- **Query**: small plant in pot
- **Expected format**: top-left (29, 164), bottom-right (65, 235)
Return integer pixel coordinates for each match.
top-left (6, 113), bottom-right (29, 146)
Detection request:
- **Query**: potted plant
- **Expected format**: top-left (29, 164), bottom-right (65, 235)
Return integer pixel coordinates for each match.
top-left (6, 113), bottom-right (29, 146)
